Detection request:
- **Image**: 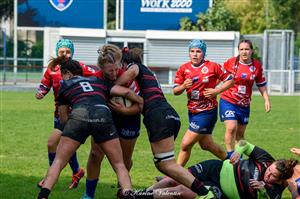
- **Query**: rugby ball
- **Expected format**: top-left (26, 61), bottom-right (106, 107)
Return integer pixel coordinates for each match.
top-left (111, 96), bottom-right (132, 107)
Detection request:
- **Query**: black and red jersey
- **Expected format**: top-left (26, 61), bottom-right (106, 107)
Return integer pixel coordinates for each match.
top-left (57, 76), bottom-right (112, 108)
top-left (130, 63), bottom-right (166, 113)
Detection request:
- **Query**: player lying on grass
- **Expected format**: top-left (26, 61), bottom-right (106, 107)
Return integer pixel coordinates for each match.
top-left (37, 57), bottom-right (143, 199)
top-left (146, 140), bottom-right (298, 199)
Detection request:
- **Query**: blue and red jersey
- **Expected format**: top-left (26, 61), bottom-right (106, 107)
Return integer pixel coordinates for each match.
top-left (174, 60), bottom-right (231, 113)
top-left (221, 57), bottom-right (267, 107)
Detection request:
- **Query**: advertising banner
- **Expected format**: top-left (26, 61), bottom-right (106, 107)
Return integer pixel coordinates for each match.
top-left (123, 0), bottom-right (210, 30)
top-left (18, 0), bottom-right (105, 28)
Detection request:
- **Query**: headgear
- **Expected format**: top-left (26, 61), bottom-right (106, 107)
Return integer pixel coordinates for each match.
top-left (188, 39), bottom-right (207, 57)
top-left (56, 39), bottom-right (74, 56)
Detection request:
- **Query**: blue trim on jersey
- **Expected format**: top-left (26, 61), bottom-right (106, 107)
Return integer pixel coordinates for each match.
top-left (219, 98), bottom-right (250, 125)
top-left (296, 177), bottom-right (300, 195)
top-left (188, 108), bottom-right (217, 134)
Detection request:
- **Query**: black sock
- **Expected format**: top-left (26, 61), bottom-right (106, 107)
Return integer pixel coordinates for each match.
top-left (38, 188), bottom-right (51, 199)
top-left (190, 179), bottom-right (208, 196)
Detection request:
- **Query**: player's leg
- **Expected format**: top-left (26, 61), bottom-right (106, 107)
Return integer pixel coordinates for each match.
top-left (120, 138), bottom-right (137, 171)
top-left (177, 130), bottom-right (200, 166)
top-left (98, 138), bottom-right (132, 192)
top-left (198, 134), bottom-right (226, 160)
top-left (82, 138), bottom-right (105, 199)
top-left (38, 136), bottom-right (81, 199)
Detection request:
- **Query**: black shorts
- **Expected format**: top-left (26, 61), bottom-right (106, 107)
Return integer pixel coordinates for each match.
top-left (143, 102), bottom-right (180, 142)
top-left (113, 113), bottom-right (141, 139)
top-left (189, 160), bottom-right (222, 188)
top-left (62, 105), bottom-right (118, 144)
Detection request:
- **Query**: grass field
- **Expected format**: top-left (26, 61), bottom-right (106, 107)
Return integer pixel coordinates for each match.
top-left (1, 91), bottom-right (299, 199)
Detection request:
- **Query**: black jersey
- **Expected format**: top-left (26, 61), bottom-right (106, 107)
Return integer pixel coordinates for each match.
top-left (57, 76), bottom-right (112, 108)
top-left (233, 146), bottom-right (285, 199)
top-left (130, 63), bottom-right (167, 113)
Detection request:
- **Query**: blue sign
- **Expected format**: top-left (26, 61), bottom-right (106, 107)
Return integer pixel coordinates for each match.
top-left (18, 0), bottom-right (104, 28)
top-left (123, 0), bottom-right (210, 30)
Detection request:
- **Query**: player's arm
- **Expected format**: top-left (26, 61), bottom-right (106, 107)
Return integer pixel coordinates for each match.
top-left (109, 100), bottom-right (141, 115)
top-left (288, 179), bottom-right (300, 199)
top-left (115, 64), bottom-right (139, 86)
top-left (173, 67), bottom-right (191, 95)
top-left (258, 86), bottom-right (271, 113)
top-left (204, 63), bottom-right (234, 98)
top-left (203, 78), bottom-right (234, 98)
top-left (35, 69), bottom-right (52, 99)
top-left (110, 85), bottom-right (144, 112)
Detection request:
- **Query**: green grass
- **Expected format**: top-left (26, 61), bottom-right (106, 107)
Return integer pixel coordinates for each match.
top-left (1, 91), bottom-right (299, 198)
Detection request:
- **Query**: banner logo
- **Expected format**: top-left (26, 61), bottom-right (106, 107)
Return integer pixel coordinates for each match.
top-left (141, 0), bottom-right (193, 13)
top-left (49, 0), bottom-right (73, 12)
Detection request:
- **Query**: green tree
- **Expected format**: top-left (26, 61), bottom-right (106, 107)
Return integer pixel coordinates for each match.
top-left (180, 0), bottom-right (240, 31)
top-left (0, 0), bottom-right (13, 20)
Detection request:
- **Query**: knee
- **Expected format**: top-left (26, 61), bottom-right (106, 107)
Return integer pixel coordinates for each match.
top-left (89, 148), bottom-right (104, 164)
top-left (180, 141), bottom-right (194, 151)
top-left (47, 138), bottom-right (58, 150)
top-left (200, 142), bottom-right (211, 151)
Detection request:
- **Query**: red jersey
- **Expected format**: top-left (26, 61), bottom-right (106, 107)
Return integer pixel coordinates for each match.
top-left (174, 60), bottom-right (231, 113)
top-left (37, 62), bottom-right (99, 117)
top-left (96, 69), bottom-right (140, 95)
top-left (220, 57), bottom-right (267, 107)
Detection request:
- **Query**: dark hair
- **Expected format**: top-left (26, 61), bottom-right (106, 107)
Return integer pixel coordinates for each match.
top-left (48, 56), bottom-right (82, 76)
top-left (238, 39), bottom-right (253, 50)
top-left (275, 159), bottom-right (298, 180)
top-left (234, 39), bottom-right (254, 70)
top-left (121, 47), bottom-right (143, 65)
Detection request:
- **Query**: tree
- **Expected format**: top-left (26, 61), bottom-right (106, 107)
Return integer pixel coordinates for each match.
top-left (180, 0), bottom-right (240, 31)
top-left (0, 0), bottom-right (13, 20)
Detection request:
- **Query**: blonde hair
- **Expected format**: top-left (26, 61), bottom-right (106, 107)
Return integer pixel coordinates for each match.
top-left (97, 44), bottom-right (122, 69)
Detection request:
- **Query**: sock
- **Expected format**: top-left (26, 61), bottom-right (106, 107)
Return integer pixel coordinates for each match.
top-left (69, 152), bottom-right (80, 174)
top-left (86, 178), bottom-right (99, 198)
top-left (190, 178), bottom-right (208, 196)
top-left (226, 151), bottom-right (234, 159)
top-left (48, 153), bottom-right (56, 166)
top-left (38, 188), bottom-right (51, 199)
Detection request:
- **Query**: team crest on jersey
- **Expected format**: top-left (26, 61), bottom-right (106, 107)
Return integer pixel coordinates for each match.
top-left (249, 66), bottom-right (256, 72)
top-left (250, 74), bottom-right (256, 80)
top-left (241, 73), bottom-right (247, 79)
top-left (49, 0), bottom-right (73, 12)
top-left (201, 66), bottom-right (209, 74)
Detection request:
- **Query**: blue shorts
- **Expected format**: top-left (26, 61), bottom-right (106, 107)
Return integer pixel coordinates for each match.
top-left (54, 116), bottom-right (63, 131)
top-left (113, 114), bottom-right (141, 139)
top-left (188, 108), bottom-right (217, 134)
top-left (219, 98), bottom-right (250, 125)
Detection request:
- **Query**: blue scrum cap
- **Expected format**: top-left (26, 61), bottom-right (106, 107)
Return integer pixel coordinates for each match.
top-left (56, 39), bottom-right (74, 56)
top-left (188, 39), bottom-right (207, 57)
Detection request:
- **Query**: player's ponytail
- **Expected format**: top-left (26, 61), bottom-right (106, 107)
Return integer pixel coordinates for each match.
top-left (275, 159), bottom-right (298, 180)
top-left (48, 56), bottom-right (67, 71)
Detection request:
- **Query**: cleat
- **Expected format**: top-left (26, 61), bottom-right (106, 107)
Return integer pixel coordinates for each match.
top-left (81, 193), bottom-right (93, 199)
top-left (69, 168), bottom-right (85, 189)
top-left (37, 178), bottom-right (45, 189)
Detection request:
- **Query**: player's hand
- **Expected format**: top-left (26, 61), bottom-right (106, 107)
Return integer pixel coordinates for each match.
top-left (229, 152), bottom-right (241, 164)
top-left (203, 88), bottom-right (218, 98)
top-left (183, 78), bottom-right (193, 89)
top-left (290, 148), bottom-right (300, 156)
top-left (265, 100), bottom-right (271, 113)
top-left (35, 92), bottom-right (44, 100)
top-left (108, 100), bottom-right (126, 112)
top-left (249, 179), bottom-right (265, 190)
